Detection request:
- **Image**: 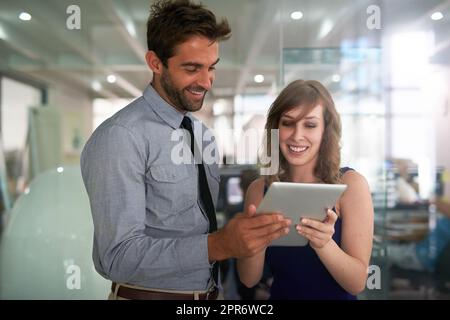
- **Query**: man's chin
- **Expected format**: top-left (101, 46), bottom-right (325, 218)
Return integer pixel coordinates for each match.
top-left (189, 104), bottom-right (203, 112)
top-left (184, 99), bottom-right (204, 112)
top-left (179, 104), bottom-right (201, 113)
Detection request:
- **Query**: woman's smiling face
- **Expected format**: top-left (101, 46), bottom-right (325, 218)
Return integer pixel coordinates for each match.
top-left (278, 104), bottom-right (325, 169)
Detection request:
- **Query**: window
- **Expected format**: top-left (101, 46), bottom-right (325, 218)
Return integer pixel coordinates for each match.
top-left (0, 76), bottom-right (42, 201)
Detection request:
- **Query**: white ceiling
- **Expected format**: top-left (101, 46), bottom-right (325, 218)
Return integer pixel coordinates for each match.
top-left (0, 0), bottom-right (449, 99)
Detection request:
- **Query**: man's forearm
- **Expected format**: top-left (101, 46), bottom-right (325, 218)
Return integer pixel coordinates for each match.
top-left (207, 231), bottom-right (229, 262)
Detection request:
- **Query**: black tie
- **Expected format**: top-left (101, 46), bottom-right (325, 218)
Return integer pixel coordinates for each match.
top-left (180, 116), bottom-right (219, 285)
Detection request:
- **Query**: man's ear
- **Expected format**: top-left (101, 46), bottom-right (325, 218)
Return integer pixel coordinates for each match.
top-left (146, 51), bottom-right (163, 75)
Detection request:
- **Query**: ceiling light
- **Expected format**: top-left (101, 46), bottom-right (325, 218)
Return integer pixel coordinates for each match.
top-left (126, 22), bottom-right (137, 38)
top-left (91, 81), bottom-right (102, 91)
top-left (319, 19), bottom-right (334, 39)
top-left (107, 75), bottom-right (116, 83)
top-left (19, 12), bottom-right (32, 21)
top-left (332, 74), bottom-right (341, 82)
top-left (431, 12), bottom-right (443, 21)
top-left (254, 74), bottom-right (264, 83)
top-left (213, 99), bottom-right (230, 116)
top-left (0, 25), bottom-right (7, 40)
top-left (290, 11), bottom-right (303, 20)
top-left (57, 167), bottom-right (64, 173)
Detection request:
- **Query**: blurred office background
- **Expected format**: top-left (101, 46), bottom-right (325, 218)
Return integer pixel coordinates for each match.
top-left (0, 0), bottom-right (449, 299)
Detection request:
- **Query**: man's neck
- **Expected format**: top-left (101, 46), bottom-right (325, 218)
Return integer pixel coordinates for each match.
top-left (150, 81), bottom-right (186, 114)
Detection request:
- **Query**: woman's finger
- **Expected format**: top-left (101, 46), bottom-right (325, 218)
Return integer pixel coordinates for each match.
top-left (300, 218), bottom-right (326, 232)
top-left (299, 220), bottom-right (334, 235)
top-left (297, 224), bottom-right (331, 239)
top-left (324, 209), bottom-right (338, 224)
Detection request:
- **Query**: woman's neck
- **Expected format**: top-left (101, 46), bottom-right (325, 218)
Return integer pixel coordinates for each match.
top-left (286, 166), bottom-right (320, 183)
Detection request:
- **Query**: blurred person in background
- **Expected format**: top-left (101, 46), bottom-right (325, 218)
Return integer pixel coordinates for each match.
top-left (388, 197), bottom-right (450, 272)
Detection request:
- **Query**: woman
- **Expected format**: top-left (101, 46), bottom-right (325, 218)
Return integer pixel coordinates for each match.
top-left (237, 80), bottom-right (374, 299)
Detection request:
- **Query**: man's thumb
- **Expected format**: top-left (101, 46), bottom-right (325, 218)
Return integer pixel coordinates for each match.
top-left (245, 204), bottom-right (257, 217)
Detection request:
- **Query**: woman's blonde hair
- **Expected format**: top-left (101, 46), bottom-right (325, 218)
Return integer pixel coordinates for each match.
top-left (261, 79), bottom-right (342, 185)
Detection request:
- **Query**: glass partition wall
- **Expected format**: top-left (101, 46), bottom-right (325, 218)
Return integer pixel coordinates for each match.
top-left (282, 46), bottom-right (389, 298)
top-left (276, 0), bottom-right (450, 299)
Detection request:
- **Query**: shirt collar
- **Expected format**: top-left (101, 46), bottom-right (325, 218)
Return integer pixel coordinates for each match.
top-left (143, 84), bottom-right (194, 129)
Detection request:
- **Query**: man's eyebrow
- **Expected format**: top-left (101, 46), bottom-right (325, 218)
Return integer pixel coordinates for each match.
top-left (181, 58), bottom-right (220, 68)
top-left (181, 62), bottom-right (202, 68)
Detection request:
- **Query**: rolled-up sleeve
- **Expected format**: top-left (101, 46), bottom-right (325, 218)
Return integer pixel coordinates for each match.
top-left (80, 124), bottom-right (210, 284)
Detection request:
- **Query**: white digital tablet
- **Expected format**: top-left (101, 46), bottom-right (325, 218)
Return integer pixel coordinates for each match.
top-left (256, 182), bottom-right (347, 246)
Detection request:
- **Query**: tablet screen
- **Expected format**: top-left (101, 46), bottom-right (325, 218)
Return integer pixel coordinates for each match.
top-left (256, 182), bottom-right (347, 246)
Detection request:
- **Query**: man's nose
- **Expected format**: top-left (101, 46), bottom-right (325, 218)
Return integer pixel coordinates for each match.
top-left (197, 69), bottom-right (213, 91)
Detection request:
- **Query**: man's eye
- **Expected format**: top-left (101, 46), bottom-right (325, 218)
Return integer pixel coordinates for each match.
top-left (184, 66), bottom-right (199, 72)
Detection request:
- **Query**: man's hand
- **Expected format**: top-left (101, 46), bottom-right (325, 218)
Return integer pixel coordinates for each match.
top-left (434, 198), bottom-right (450, 218)
top-left (208, 205), bottom-right (291, 261)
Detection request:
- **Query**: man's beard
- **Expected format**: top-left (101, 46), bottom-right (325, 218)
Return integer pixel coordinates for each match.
top-left (160, 69), bottom-right (206, 112)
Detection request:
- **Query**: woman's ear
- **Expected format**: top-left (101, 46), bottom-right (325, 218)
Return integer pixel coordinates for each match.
top-left (146, 51), bottom-right (163, 75)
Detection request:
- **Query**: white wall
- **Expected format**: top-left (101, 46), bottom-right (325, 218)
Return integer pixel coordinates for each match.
top-left (47, 84), bottom-right (92, 165)
top-left (1, 77), bottom-right (41, 152)
top-left (93, 98), bottom-right (133, 131)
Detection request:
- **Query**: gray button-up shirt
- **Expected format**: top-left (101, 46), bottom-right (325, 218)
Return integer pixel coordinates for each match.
top-left (80, 85), bottom-right (220, 291)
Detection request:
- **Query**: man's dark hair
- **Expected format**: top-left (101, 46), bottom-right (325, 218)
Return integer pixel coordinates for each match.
top-left (147, 0), bottom-right (231, 67)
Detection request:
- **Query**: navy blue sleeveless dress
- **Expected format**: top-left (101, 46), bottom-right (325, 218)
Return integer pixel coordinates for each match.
top-left (265, 167), bottom-right (356, 300)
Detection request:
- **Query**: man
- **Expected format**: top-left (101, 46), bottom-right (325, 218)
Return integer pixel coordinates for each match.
top-left (81, 0), bottom-right (290, 300)
top-left (388, 198), bottom-right (450, 272)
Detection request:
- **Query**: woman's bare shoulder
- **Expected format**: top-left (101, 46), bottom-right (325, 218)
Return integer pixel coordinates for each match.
top-left (338, 169), bottom-right (372, 217)
top-left (341, 169), bottom-right (369, 189)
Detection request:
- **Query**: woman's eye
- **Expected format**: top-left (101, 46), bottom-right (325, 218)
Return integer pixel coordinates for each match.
top-left (305, 123), bottom-right (317, 128)
top-left (281, 121), bottom-right (293, 127)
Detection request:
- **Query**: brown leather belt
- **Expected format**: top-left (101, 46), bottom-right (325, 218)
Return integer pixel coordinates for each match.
top-left (111, 283), bottom-right (219, 300)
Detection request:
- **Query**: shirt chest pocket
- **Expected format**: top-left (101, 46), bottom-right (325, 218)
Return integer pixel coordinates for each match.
top-left (146, 164), bottom-right (197, 218)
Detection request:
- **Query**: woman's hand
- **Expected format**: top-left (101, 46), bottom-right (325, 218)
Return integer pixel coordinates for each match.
top-left (296, 209), bottom-right (338, 250)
